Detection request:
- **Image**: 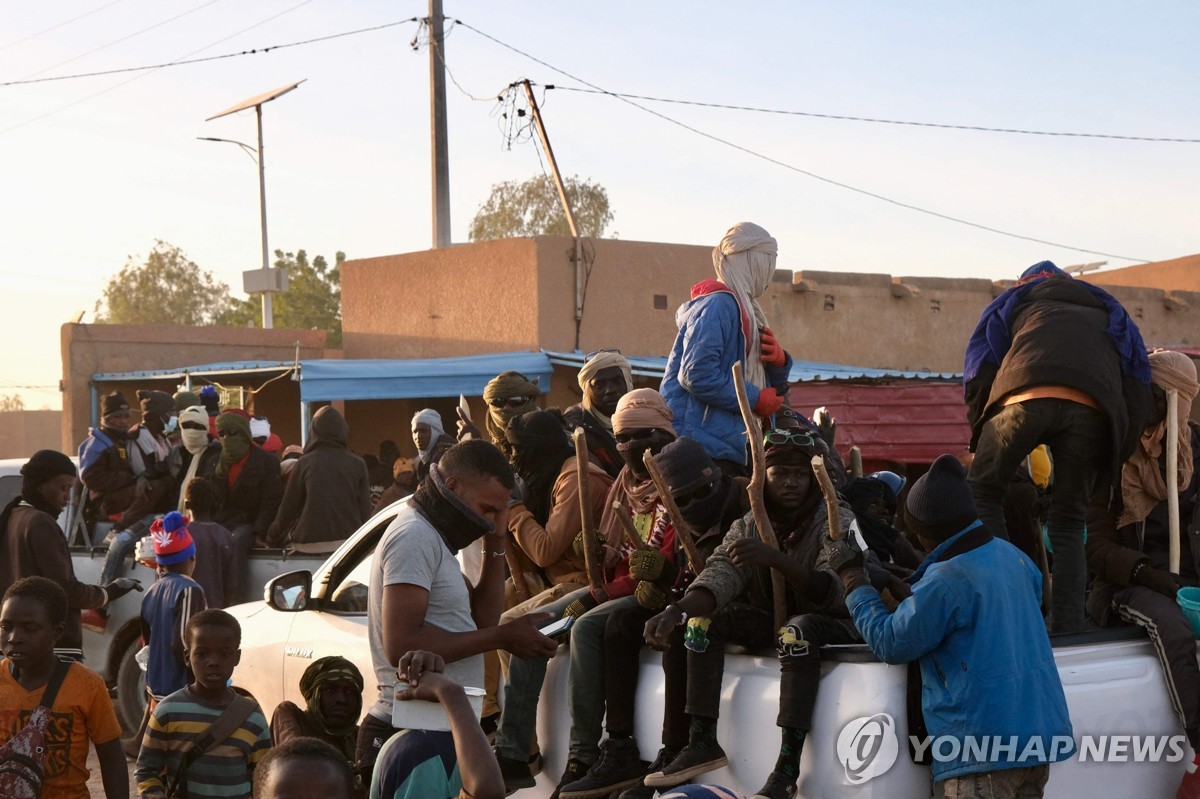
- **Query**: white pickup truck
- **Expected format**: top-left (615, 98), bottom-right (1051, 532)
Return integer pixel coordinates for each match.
top-left (227, 500), bottom-right (1196, 798)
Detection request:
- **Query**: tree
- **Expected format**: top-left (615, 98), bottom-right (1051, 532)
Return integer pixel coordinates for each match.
top-left (222, 249), bottom-right (344, 347)
top-left (94, 241), bottom-right (238, 325)
top-left (0, 394), bottom-right (24, 412)
top-left (468, 175), bottom-right (615, 241)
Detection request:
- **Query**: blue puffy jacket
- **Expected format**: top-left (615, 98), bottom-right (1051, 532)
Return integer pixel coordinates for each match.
top-left (660, 285), bottom-right (791, 464)
top-left (846, 522), bottom-right (1074, 781)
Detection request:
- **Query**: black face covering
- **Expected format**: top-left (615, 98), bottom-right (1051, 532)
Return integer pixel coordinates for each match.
top-left (410, 464), bottom-right (495, 553)
top-left (677, 475), bottom-right (731, 532)
top-left (616, 430), bottom-right (676, 476)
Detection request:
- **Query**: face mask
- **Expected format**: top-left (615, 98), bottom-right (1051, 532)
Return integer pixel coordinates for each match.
top-left (676, 478), bottom-right (727, 531)
top-left (616, 430), bottom-right (675, 475)
top-left (181, 428), bottom-right (209, 454)
top-left (163, 415), bottom-right (178, 435)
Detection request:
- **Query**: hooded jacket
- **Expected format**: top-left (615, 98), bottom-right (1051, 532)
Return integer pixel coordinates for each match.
top-left (661, 282), bottom-right (793, 465)
top-left (267, 407), bottom-right (372, 550)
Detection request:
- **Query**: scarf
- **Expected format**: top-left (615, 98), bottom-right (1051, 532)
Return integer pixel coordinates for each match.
top-left (482, 372), bottom-right (541, 456)
top-left (841, 477), bottom-right (901, 562)
top-left (410, 463), bottom-right (495, 553)
top-left (963, 261), bottom-right (1151, 393)
top-left (506, 411), bottom-right (573, 526)
top-left (177, 406), bottom-right (211, 512)
top-left (1119, 350), bottom-right (1200, 527)
top-left (412, 408), bottom-right (445, 464)
top-left (577, 352), bottom-right (633, 430)
top-left (215, 411), bottom-right (252, 478)
top-left (711, 222), bottom-right (778, 389)
top-left (299, 656), bottom-right (363, 761)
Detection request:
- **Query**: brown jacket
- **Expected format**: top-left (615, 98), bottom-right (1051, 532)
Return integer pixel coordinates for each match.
top-left (0, 504), bottom-right (106, 650)
top-left (508, 458), bottom-right (614, 588)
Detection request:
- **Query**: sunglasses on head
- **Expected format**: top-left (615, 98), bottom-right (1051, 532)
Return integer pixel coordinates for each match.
top-left (675, 480), bottom-right (718, 508)
top-left (489, 396), bottom-right (529, 410)
top-left (764, 430), bottom-right (818, 449)
top-left (584, 347), bottom-right (620, 362)
top-left (615, 428), bottom-right (660, 444)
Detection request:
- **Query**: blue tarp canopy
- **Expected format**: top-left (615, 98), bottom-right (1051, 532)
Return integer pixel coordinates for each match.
top-left (93, 360), bottom-right (294, 383)
top-left (297, 351), bottom-right (555, 402)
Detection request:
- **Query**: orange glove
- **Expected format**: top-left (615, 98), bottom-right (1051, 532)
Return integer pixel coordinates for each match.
top-left (759, 326), bottom-right (786, 368)
top-left (753, 387), bottom-right (784, 417)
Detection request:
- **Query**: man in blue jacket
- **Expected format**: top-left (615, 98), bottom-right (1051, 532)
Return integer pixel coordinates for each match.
top-left (661, 222), bottom-right (793, 475)
top-left (825, 454), bottom-right (1073, 798)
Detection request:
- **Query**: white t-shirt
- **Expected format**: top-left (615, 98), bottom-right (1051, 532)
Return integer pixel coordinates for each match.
top-left (366, 500), bottom-right (483, 721)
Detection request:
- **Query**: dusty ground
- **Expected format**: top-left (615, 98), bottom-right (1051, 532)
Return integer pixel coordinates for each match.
top-left (85, 739), bottom-right (139, 797)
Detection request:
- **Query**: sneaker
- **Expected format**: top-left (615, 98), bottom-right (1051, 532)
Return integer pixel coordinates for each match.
top-left (617, 746), bottom-right (678, 799)
top-left (494, 748), bottom-right (536, 795)
top-left (559, 737), bottom-right (647, 799)
top-left (751, 770), bottom-right (798, 799)
top-left (81, 609), bottom-right (108, 634)
top-left (643, 742), bottom-right (729, 788)
top-left (549, 758), bottom-right (592, 799)
top-left (1178, 766), bottom-right (1200, 799)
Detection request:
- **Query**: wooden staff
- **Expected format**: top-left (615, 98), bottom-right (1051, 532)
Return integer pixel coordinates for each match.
top-left (849, 446), bottom-right (863, 479)
top-left (574, 428), bottom-right (607, 594)
top-left (731, 361), bottom-right (787, 631)
top-left (611, 502), bottom-right (652, 551)
top-left (810, 454), bottom-right (842, 541)
top-left (1167, 387), bottom-right (1181, 573)
top-left (640, 449), bottom-right (705, 575)
top-left (505, 545), bottom-right (532, 603)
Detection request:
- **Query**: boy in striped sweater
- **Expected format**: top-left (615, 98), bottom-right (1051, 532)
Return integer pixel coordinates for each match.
top-left (135, 609), bottom-right (272, 798)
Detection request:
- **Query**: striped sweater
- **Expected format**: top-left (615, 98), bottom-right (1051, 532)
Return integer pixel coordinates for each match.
top-left (134, 687), bottom-right (271, 799)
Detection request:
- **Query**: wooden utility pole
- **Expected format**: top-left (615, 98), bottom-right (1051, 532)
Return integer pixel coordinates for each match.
top-left (429, 0), bottom-right (451, 248)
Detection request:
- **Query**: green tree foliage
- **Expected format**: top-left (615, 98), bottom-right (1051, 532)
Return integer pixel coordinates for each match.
top-left (468, 175), bottom-right (615, 241)
top-left (222, 249), bottom-right (344, 347)
top-left (94, 241), bottom-right (236, 325)
top-left (0, 394), bottom-right (24, 412)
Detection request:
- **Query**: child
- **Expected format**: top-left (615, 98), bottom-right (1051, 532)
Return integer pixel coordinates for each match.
top-left (185, 478), bottom-right (238, 609)
top-left (135, 608), bottom-right (272, 798)
top-left (253, 738), bottom-right (356, 799)
top-left (0, 576), bottom-right (128, 799)
top-left (140, 512), bottom-right (207, 701)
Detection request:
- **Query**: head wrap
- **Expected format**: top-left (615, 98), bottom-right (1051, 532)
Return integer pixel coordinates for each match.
top-left (1119, 350), bottom-right (1200, 527)
top-left (577, 352), bottom-right (633, 428)
top-left (612, 388), bottom-right (676, 437)
top-left (655, 438), bottom-right (724, 530)
top-left (506, 411), bottom-right (573, 525)
top-left (712, 222), bottom-right (778, 389)
top-left (599, 389), bottom-right (678, 548)
top-left (249, 416), bottom-right (271, 440)
top-left (137, 389), bottom-right (174, 419)
top-left (178, 406), bottom-right (210, 455)
top-left (483, 371), bottom-right (541, 454)
top-left (173, 390), bottom-right (200, 413)
top-left (215, 410), bottom-right (253, 476)
top-left (151, 511), bottom-right (196, 565)
top-left (299, 656), bottom-right (363, 760)
top-left (412, 408), bottom-right (446, 463)
top-left (102, 391), bottom-right (130, 418)
top-left (841, 476), bottom-right (902, 561)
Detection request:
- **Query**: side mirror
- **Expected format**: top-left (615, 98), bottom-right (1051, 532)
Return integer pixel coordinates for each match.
top-left (264, 571), bottom-right (312, 612)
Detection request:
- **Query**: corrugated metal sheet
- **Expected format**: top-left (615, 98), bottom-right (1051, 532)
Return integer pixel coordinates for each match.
top-left (788, 381), bottom-right (970, 468)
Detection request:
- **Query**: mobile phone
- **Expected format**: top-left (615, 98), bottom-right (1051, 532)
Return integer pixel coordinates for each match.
top-left (539, 616), bottom-right (575, 638)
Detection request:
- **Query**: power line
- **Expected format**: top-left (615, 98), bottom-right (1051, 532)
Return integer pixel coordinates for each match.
top-left (453, 19), bottom-right (1150, 263)
top-left (0, 0), bottom-right (132, 53)
top-left (548, 86), bottom-right (1200, 144)
top-left (1, 17), bottom-right (419, 88)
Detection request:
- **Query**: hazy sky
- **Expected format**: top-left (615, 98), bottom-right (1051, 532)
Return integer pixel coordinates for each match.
top-left (3, 1), bottom-right (1197, 409)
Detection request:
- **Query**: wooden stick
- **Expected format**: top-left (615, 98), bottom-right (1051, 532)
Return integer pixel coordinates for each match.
top-left (641, 449), bottom-right (705, 575)
top-left (504, 545), bottom-right (532, 603)
top-left (849, 446), bottom-right (863, 479)
top-left (1167, 387), bottom-right (1181, 574)
top-left (574, 428), bottom-right (607, 594)
top-left (731, 361), bottom-right (787, 631)
top-left (611, 501), bottom-right (652, 551)
top-left (811, 455), bottom-right (842, 541)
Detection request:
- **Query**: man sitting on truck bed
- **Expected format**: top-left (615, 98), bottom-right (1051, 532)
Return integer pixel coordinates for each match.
top-left (356, 439), bottom-right (558, 786)
top-left (643, 427), bottom-right (859, 799)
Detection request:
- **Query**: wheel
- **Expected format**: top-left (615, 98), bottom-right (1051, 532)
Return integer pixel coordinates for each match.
top-left (115, 636), bottom-right (148, 736)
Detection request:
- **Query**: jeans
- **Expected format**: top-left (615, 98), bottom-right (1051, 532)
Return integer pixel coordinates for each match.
top-left (969, 398), bottom-right (1109, 634)
top-left (775, 613), bottom-right (861, 730)
top-left (686, 602), bottom-right (776, 721)
top-left (566, 594), bottom-right (638, 762)
top-left (941, 763), bottom-right (1049, 798)
top-left (99, 517), bottom-right (153, 585)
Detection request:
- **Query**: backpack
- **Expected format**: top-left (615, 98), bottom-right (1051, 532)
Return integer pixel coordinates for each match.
top-left (0, 658), bottom-right (71, 798)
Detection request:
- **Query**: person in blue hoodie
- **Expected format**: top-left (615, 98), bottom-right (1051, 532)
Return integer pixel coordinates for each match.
top-left (825, 454), bottom-right (1074, 799)
top-left (661, 222), bottom-right (794, 476)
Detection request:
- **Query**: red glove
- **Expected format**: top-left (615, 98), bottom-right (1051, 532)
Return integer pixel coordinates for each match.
top-left (759, 326), bottom-right (786, 368)
top-left (754, 387), bottom-right (784, 417)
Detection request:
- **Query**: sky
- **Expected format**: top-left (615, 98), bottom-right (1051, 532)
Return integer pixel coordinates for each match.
top-left (2, 1), bottom-right (1197, 410)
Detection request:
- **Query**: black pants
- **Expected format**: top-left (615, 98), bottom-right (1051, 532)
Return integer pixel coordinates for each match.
top-left (604, 603), bottom-right (690, 750)
top-left (354, 713), bottom-right (401, 788)
top-left (685, 602), bottom-right (776, 721)
top-left (774, 613), bottom-right (861, 730)
top-left (969, 398), bottom-right (1108, 634)
top-left (1113, 584), bottom-right (1200, 748)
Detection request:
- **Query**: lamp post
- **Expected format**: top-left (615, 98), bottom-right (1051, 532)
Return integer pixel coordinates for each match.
top-left (204, 80), bottom-right (305, 329)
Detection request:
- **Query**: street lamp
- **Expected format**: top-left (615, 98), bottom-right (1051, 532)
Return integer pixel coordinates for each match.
top-left (204, 79), bottom-right (305, 329)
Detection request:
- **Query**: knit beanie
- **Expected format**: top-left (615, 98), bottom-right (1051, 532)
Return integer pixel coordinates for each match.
top-left (654, 438), bottom-right (720, 495)
top-left (151, 511), bottom-right (196, 565)
top-left (102, 391), bottom-right (130, 418)
top-left (138, 390), bottom-right (174, 418)
top-left (21, 450), bottom-right (77, 485)
top-left (905, 454), bottom-right (976, 537)
top-left (173, 390), bottom-right (201, 413)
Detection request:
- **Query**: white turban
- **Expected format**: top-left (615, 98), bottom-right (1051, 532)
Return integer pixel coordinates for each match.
top-left (249, 416), bottom-right (271, 440)
top-left (712, 221), bottom-right (778, 389)
top-left (412, 408), bottom-right (445, 463)
top-left (577, 351), bottom-right (633, 427)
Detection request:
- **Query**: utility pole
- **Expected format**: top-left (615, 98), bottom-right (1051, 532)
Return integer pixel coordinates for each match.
top-left (429, 0), bottom-right (451, 248)
top-left (522, 79), bottom-right (585, 348)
